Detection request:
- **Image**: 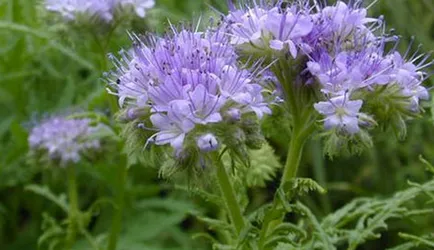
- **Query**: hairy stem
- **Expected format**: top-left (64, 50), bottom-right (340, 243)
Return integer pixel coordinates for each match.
top-left (258, 127), bottom-right (308, 249)
top-left (66, 166), bottom-right (79, 249)
top-left (213, 153), bottom-right (245, 235)
top-left (107, 162), bottom-right (128, 250)
top-left (280, 128), bottom-right (306, 188)
top-left (258, 62), bottom-right (316, 247)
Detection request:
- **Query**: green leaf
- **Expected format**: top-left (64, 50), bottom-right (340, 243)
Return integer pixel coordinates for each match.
top-left (273, 242), bottom-right (299, 250)
top-left (38, 213), bottom-right (65, 250)
top-left (240, 142), bottom-right (282, 188)
top-left (286, 178), bottom-right (327, 197)
top-left (25, 184), bottom-right (69, 212)
top-left (196, 216), bottom-right (232, 231)
top-left (419, 155), bottom-right (434, 174)
top-left (296, 202), bottom-right (335, 250)
top-left (0, 21), bottom-right (95, 70)
top-left (398, 233), bottom-right (434, 248)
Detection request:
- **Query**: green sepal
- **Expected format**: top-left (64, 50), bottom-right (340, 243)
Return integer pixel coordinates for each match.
top-left (322, 128), bottom-right (373, 158)
top-left (354, 83), bottom-right (422, 139)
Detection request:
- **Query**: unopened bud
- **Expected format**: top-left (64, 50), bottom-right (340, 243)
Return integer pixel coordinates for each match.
top-left (197, 133), bottom-right (219, 153)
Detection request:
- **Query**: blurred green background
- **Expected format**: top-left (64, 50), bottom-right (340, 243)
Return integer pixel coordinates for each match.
top-left (0, 0), bottom-right (433, 249)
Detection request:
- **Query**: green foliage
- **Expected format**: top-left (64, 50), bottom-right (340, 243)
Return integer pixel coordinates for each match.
top-left (25, 185), bottom-right (69, 212)
top-left (287, 178), bottom-right (327, 197)
top-left (225, 142), bottom-right (282, 188)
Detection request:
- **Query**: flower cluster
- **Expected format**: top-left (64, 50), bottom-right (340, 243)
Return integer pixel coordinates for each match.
top-left (28, 116), bottom-right (105, 165)
top-left (226, 1), bottom-right (431, 135)
top-left (44, 0), bottom-right (155, 22)
top-left (227, 1), bottom-right (313, 58)
top-left (108, 27), bottom-right (271, 155)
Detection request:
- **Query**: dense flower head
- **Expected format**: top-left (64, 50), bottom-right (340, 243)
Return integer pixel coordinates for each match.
top-left (28, 116), bottom-right (105, 165)
top-left (44, 0), bottom-right (155, 22)
top-left (226, 0), bottom-right (432, 135)
top-left (108, 26), bottom-right (271, 155)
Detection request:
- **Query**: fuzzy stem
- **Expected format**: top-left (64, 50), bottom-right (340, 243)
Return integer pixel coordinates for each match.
top-left (107, 162), bottom-right (128, 250)
top-left (280, 128), bottom-right (308, 189)
top-left (213, 153), bottom-right (245, 235)
top-left (258, 69), bottom-right (316, 248)
top-left (258, 128), bottom-right (308, 249)
top-left (66, 166), bottom-right (79, 249)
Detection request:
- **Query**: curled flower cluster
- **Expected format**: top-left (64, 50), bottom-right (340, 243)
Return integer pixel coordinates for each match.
top-left (28, 117), bottom-right (104, 164)
top-left (44, 0), bottom-right (155, 22)
top-left (108, 27), bottom-right (271, 155)
top-left (227, 1), bottom-right (431, 135)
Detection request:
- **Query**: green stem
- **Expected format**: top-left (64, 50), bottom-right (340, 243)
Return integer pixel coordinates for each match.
top-left (258, 123), bottom-right (314, 249)
top-left (107, 161), bottom-right (128, 250)
top-left (213, 153), bottom-right (245, 235)
top-left (280, 128), bottom-right (308, 189)
top-left (310, 140), bottom-right (331, 215)
top-left (66, 166), bottom-right (79, 249)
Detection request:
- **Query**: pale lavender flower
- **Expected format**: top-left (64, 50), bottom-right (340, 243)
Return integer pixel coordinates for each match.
top-left (227, 6), bottom-right (268, 47)
top-left (265, 6), bottom-right (313, 57)
top-left (45, 0), bottom-right (154, 22)
top-left (108, 27), bottom-right (271, 154)
top-left (28, 117), bottom-right (104, 165)
top-left (314, 95), bottom-right (363, 134)
top-left (387, 51), bottom-right (430, 111)
top-left (44, 0), bottom-right (113, 22)
top-left (226, 1), bottom-right (313, 57)
top-left (116, 0), bottom-right (155, 18)
top-left (307, 46), bottom-right (392, 94)
top-left (311, 1), bottom-right (379, 41)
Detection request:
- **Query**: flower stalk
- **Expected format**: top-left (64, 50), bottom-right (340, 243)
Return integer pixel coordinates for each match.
top-left (281, 127), bottom-right (308, 188)
top-left (107, 159), bottom-right (128, 250)
top-left (212, 152), bottom-right (245, 235)
top-left (66, 166), bottom-right (79, 249)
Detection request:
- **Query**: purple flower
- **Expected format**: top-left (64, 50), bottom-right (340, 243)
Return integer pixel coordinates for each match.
top-left (45, 0), bottom-right (154, 22)
top-left (226, 2), bottom-right (313, 57)
top-left (307, 46), bottom-right (392, 94)
top-left (109, 27), bottom-right (271, 154)
top-left (28, 117), bottom-right (105, 165)
top-left (387, 51), bottom-right (430, 111)
top-left (265, 6), bottom-right (313, 57)
top-left (314, 95), bottom-right (363, 134)
top-left (312, 1), bottom-right (379, 40)
top-left (45, 0), bottom-right (113, 22)
top-left (116, 0), bottom-right (155, 18)
top-left (148, 102), bottom-right (195, 153)
top-left (227, 6), bottom-right (268, 47)
top-left (226, 0), bottom-right (431, 137)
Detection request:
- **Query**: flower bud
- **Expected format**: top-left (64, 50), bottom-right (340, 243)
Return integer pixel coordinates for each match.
top-left (196, 134), bottom-right (219, 153)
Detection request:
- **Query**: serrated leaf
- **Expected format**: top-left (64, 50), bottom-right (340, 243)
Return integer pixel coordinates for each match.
top-left (197, 216), bottom-right (232, 231)
top-left (243, 142), bottom-right (282, 188)
top-left (286, 178), bottom-right (326, 197)
top-left (175, 185), bottom-right (224, 207)
top-left (269, 223), bottom-right (307, 240)
top-left (296, 202), bottom-right (335, 250)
